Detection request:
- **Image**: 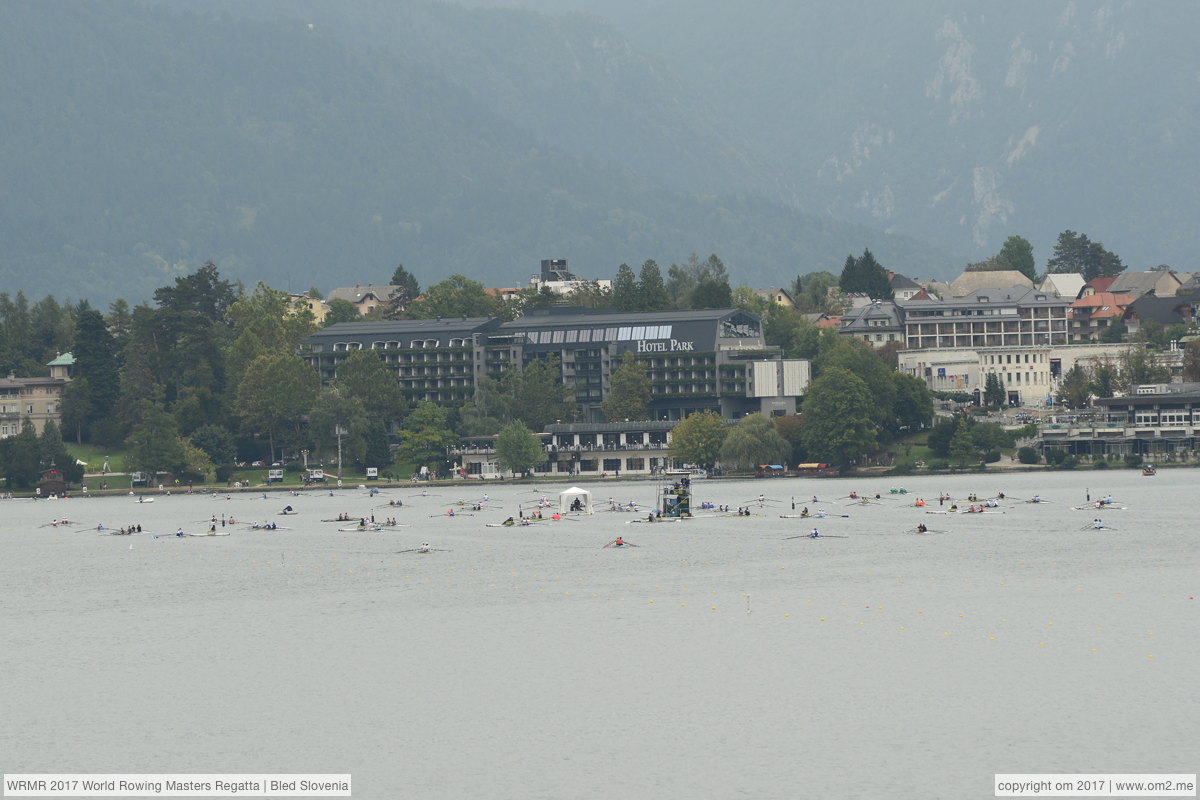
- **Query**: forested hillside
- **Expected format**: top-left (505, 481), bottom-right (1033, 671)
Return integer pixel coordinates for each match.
top-left (468, 0), bottom-right (1200, 272)
top-left (0, 1), bottom-right (958, 305)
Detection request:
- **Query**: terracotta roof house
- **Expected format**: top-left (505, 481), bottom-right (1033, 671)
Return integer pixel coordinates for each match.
top-left (1079, 276), bottom-right (1117, 297)
top-left (948, 269), bottom-right (1033, 298)
top-left (1106, 271), bottom-right (1183, 299)
top-left (1067, 292), bottom-right (1135, 341)
top-left (326, 284), bottom-right (399, 316)
top-left (1037, 273), bottom-right (1086, 300)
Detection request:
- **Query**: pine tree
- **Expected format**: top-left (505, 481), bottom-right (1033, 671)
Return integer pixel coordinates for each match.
top-left (637, 260), bottom-right (670, 311)
top-left (612, 263), bottom-right (639, 311)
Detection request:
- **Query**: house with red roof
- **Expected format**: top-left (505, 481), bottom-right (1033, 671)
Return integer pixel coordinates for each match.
top-left (1068, 292), bottom-right (1135, 341)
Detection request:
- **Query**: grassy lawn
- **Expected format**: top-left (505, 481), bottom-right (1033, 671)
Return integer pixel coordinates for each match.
top-left (887, 435), bottom-right (935, 470)
top-left (65, 444), bottom-right (128, 473)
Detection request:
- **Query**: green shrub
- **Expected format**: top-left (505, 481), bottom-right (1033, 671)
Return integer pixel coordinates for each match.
top-left (1060, 455), bottom-right (1078, 470)
top-left (1044, 449), bottom-right (1067, 466)
top-left (1016, 446), bottom-right (1040, 465)
top-left (1123, 454), bottom-right (1144, 468)
top-left (982, 449), bottom-right (1001, 463)
top-left (1093, 459), bottom-right (1109, 469)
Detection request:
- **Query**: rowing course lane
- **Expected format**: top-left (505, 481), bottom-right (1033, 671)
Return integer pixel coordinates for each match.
top-left (1, 470), bottom-right (1196, 799)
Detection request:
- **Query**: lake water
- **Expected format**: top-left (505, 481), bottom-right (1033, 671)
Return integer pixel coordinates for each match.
top-left (2, 471), bottom-right (1196, 799)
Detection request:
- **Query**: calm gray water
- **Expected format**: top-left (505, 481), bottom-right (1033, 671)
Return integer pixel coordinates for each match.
top-left (2, 471), bottom-right (1196, 799)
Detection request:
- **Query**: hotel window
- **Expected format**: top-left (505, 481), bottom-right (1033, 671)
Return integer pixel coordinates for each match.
top-left (552, 330), bottom-right (565, 344)
top-left (632, 326), bottom-right (646, 339)
top-left (605, 328), bottom-right (618, 340)
top-left (565, 330), bottom-right (578, 343)
top-left (618, 327), bottom-right (633, 341)
top-left (578, 329), bottom-right (591, 343)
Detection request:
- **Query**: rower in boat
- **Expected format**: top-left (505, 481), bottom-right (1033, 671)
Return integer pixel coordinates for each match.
top-left (1092, 518), bottom-right (1104, 529)
top-left (809, 528), bottom-right (820, 538)
top-left (604, 536), bottom-right (637, 548)
top-left (418, 542), bottom-right (432, 553)
top-left (916, 523), bottom-right (928, 533)
top-left (501, 517), bottom-right (515, 526)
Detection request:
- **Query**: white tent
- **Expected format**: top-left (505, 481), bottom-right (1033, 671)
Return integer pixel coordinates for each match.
top-left (558, 486), bottom-right (593, 515)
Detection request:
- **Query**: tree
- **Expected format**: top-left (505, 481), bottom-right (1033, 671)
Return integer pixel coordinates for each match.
top-left (799, 368), bottom-right (876, 467)
top-left (637, 260), bottom-right (670, 311)
top-left (731, 286), bottom-right (770, 317)
top-left (474, 355), bottom-right (578, 431)
top-left (1119, 345), bottom-right (1169, 388)
top-left (666, 253), bottom-right (728, 308)
top-left (816, 338), bottom-right (896, 432)
top-left (179, 440), bottom-right (217, 484)
top-left (59, 376), bottom-right (93, 446)
top-left (224, 282), bottom-right (317, 387)
top-left (925, 416), bottom-right (961, 457)
top-left (838, 249), bottom-right (893, 299)
top-left (1056, 364), bottom-right (1091, 409)
top-left (1098, 319), bottom-right (1126, 343)
top-left (71, 307), bottom-right (120, 435)
top-left (1088, 361), bottom-right (1120, 399)
top-left (306, 387), bottom-right (369, 469)
top-left (153, 261), bottom-right (240, 319)
top-left (3, 419), bottom-right (43, 488)
top-left (324, 299), bottom-right (360, 326)
top-left (335, 349), bottom-right (407, 425)
top-left (948, 416), bottom-right (977, 466)
top-left (1046, 231), bottom-right (1125, 281)
top-left (669, 411), bottom-right (728, 470)
top-left (1182, 340), bottom-right (1200, 382)
top-left (773, 414), bottom-right (807, 464)
top-left (495, 419), bottom-right (542, 476)
top-left (125, 401), bottom-right (186, 479)
top-left (394, 401), bottom-right (457, 474)
top-left (791, 271), bottom-right (839, 314)
top-left (718, 413), bottom-right (791, 470)
top-left (995, 235), bottom-right (1036, 281)
top-left (600, 352), bottom-right (651, 422)
top-left (386, 264), bottom-right (421, 316)
top-left (983, 372), bottom-right (1006, 407)
top-left (892, 372), bottom-right (934, 431)
top-left (360, 421), bottom-right (393, 471)
top-left (40, 420), bottom-right (81, 483)
top-left (560, 281), bottom-right (611, 310)
top-left (407, 274), bottom-right (496, 319)
top-left (189, 424), bottom-right (237, 476)
top-left (690, 277), bottom-right (732, 309)
top-left (234, 354), bottom-right (321, 461)
top-left (611, 263), bottom-right (639, 312)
